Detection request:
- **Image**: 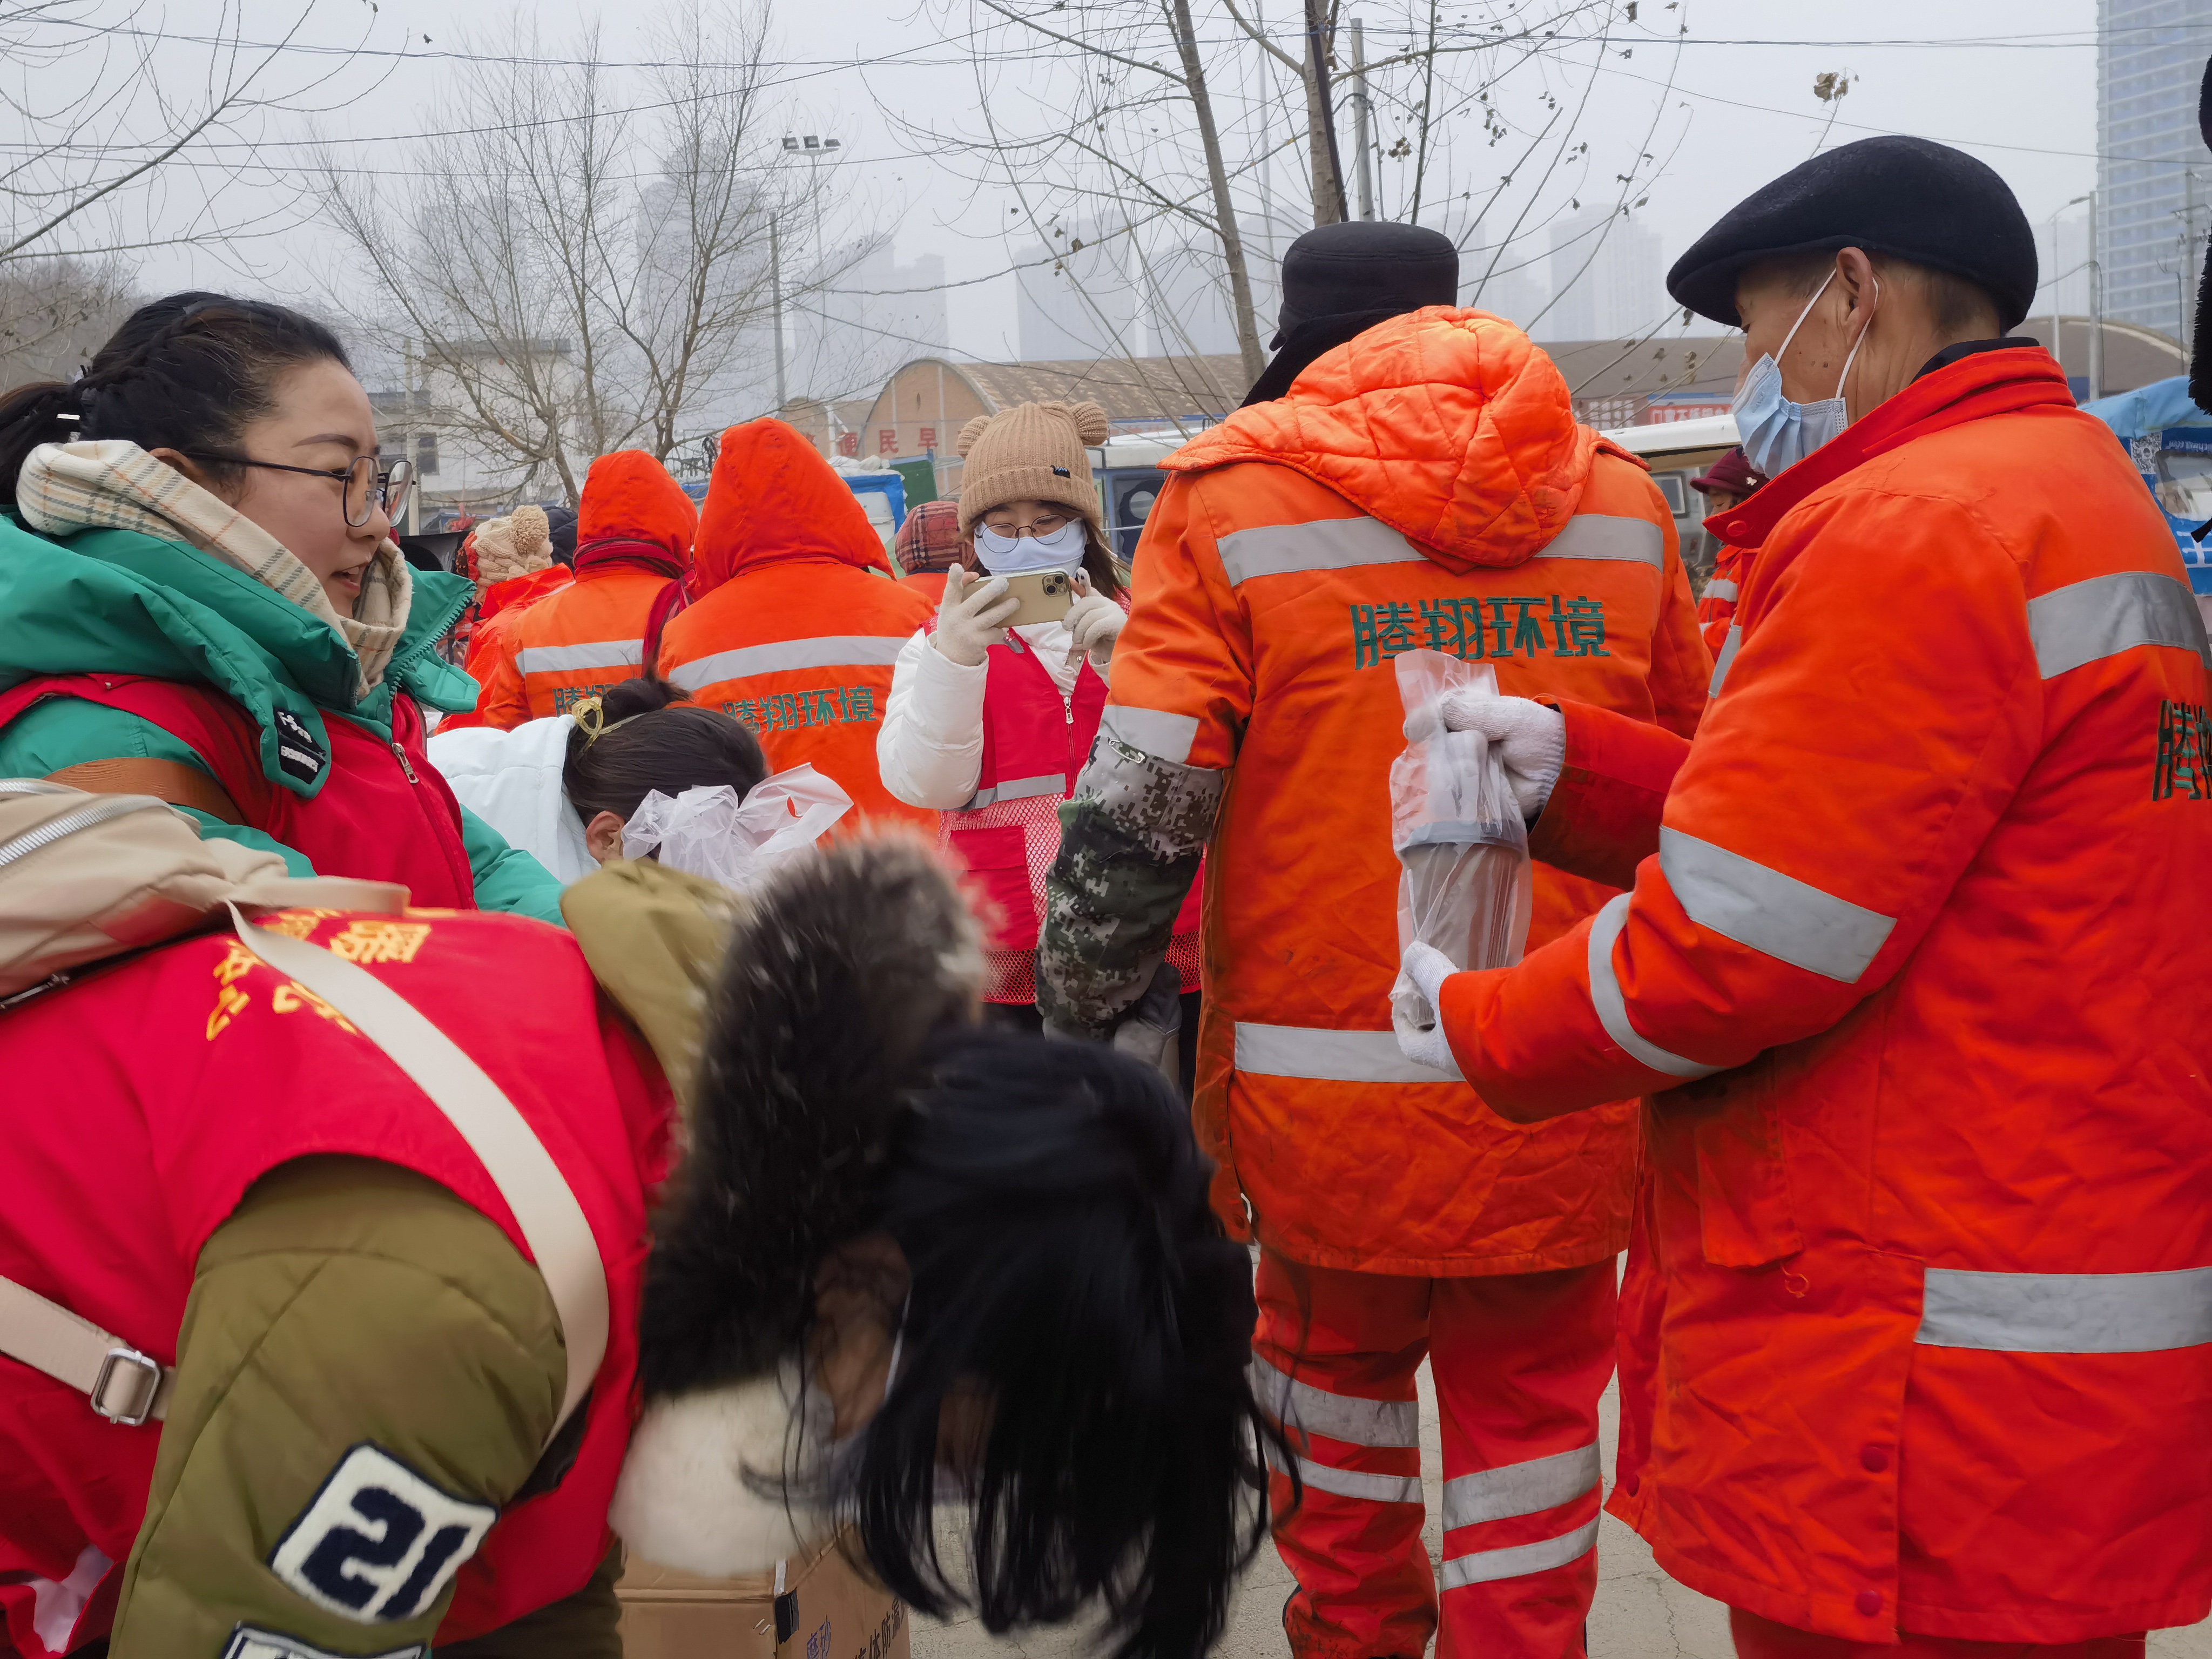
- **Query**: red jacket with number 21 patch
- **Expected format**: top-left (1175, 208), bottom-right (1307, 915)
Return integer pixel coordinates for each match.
top-left (1438, 346), bottom-right (2212, 1641)
top-left (0, 905), bottom-right (669, 1657)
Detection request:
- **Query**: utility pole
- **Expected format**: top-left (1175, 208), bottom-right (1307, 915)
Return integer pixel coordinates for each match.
top-left (2087, 187), bottom-right (2102, 402)
top-left (2186, 168), bottom-right (2202, 361)
top-left (1351, 18), bottom-right (1375, 221)
top-left (770, 215), bottom-right (787, 414)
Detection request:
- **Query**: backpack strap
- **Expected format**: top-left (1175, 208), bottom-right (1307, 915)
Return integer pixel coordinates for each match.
top-left (0, 1274), bottom-right (172, 1424)
top-left (45, 758), bottom-right (245, 825)
top-left (223, 905), bottom-right (608, 1444)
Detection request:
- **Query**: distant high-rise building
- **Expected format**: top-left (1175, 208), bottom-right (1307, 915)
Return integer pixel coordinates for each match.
top-left (1016, 221), bottom-right (1139, 360)
top-left (2097, 0), bottom-right (2210, 347)
top-left (1540, 207), bottom-right (1664, 343)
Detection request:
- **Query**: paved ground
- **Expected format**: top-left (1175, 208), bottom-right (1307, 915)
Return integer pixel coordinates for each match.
top-left (914, 1361), bottom-right (2212, 1659)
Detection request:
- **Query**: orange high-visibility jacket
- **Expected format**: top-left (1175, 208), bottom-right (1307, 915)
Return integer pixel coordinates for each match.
top-left (441, 566), bottom-right (572, 732)
top-left (471, 452), bottom-right (698, 728)
top-left (1437, 347), bottom-right (2212, 1640)
top-left (657, 421), bottom-right (934, 827)
top-left (1696, 541), bottom-right (1747, 657)
top-left (1093, 307), bottom-right (1708, 1276)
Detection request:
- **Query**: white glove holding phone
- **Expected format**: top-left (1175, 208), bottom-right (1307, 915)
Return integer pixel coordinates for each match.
top-left (1434, 691), bottom-right (1567, 821)
top-left (933, 567), bottom-right (1020, 667)
top-left (1393, 940), bottom-right (1459, 1073)
top-left (1062, 571), bottom-right (1126, 670)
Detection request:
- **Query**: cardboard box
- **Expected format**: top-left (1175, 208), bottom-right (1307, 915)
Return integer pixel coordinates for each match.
top-left (617, 1530), bottom-right (911, 1659)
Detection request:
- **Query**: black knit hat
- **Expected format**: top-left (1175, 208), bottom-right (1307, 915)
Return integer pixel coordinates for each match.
top-left (1668, 135), bottom-right (2038, 332)
top-left (1273, 221), bottom-right (1460, 348)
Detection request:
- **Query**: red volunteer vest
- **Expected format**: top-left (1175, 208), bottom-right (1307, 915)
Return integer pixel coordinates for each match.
top-left (0, 908), bottom-right (672, 1655)
top-left (933, 631), bottom-right (1201, 951)
top-left (0, 676), bottom-right (477, 906)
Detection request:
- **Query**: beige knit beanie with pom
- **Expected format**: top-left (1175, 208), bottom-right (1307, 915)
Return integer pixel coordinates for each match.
top-left (955, 400), bottom-right (1110, 533)
top-left (472, 505), bottom-right (553, 589)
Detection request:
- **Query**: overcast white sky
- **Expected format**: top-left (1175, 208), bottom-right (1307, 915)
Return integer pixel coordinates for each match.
top-left (117, 0), bottom-right (2110, 360)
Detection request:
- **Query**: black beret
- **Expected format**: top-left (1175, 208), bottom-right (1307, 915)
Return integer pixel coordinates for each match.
top-left (1667, 135), bottom-right (2038, 331)
top-left (1274, 221), bottom-right (1459, 348)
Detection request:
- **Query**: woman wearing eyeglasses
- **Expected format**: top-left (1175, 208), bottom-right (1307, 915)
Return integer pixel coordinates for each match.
top-left (0, 291), bottom-right (565, 921)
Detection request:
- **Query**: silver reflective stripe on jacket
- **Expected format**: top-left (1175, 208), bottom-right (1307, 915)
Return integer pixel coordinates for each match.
top-left (1217, 516), bottom-right (1427, 586)
top-left (1263, 1441), bottom-right (1422, 1505)
top-left (1441, 1442), bottom-right (1600, 1530)
top-left (957, 773), bottom-right (1067, 811)
top-left (1658, 827), bottom-right (1896, 983)
top-left (665, 634), bottom-right (909, 691)
top-left (1100, 704), bottom-right (1201, 766)
top-left (1918, 1266), bottom-right (2212, 1353)
top-left (1708, 624), bottom-right (1742, 697)
top-left (2027, 571), bottom-right (2212, 679)
top-left (1218, 510), bottom-right (1661, 587)
top-left (1532, 514), bottom-right (1664, 570)
top-left (1702, 578), bottom-right (1739, 603)
top-left (1235, 1021), bottom-right (1464, 1083)
top-left (1584, 894), bottom-right (1722, 1079)
top-left (1439, 1519), bottom-right (1599, 1589)
top-left (1248, 1353), bottom-right (1421, 1448)
top-left (516, 639), bottom-right (643, 677)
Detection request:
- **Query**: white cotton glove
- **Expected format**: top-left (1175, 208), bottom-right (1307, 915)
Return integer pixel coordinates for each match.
top-left (1435, 690), bottom-right (1567, 821)
top-left (1063, 571), bottom-right (1126, 670)
top-left (1391, 940), bottom-right (1459, 1073)
top-left (933, 566), bottom-right (1020, 667)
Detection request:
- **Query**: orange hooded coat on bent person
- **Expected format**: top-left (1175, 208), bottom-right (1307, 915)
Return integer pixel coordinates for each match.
top-left (655, 421), bottom-right (934, 826)
top-left (1054, 306), bottom-right (1709, 1275)
top-left (469, 451), bottom-right (698, 729)
top-left (1434, 347), bottom-right (2212, 1640)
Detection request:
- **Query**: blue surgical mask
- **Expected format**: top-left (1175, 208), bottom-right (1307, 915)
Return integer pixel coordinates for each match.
top-left (1730, 271), bottom-right (1876, 478)
top-left (974, 517), bottom-right (1086, 576)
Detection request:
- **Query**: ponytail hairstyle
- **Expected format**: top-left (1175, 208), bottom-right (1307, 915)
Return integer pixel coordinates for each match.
top-left (562, 675), bottom-right (768, 828)
top-left (0, 291), bottom-right (350, 507)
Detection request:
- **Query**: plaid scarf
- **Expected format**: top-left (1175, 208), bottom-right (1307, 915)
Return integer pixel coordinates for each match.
top-left (17, 440), bottom-right (412, 700)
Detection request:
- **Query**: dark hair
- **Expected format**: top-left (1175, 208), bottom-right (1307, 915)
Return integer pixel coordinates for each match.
top-left (0, 291), bottom-right (350, 505)
top-left (561, 675), bottom-right (767, 825)
top-left (853, 1034), bottom-right (1270, 1659)
top-left (1080, 520), bottom-right (1130, 601)
top-left (642, 837), bottom-right (1277, 1659)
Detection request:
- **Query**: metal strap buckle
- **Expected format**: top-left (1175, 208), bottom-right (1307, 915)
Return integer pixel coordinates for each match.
top-left (90, 1345), bottom-right (163, 1426)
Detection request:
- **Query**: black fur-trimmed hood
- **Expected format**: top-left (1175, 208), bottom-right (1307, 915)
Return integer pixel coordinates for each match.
top-left (635, 831), bottom-right (983, 1400)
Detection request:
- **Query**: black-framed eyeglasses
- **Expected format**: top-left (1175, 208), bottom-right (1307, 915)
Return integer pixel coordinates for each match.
top-left (186, 451), bottom-right (415, 529)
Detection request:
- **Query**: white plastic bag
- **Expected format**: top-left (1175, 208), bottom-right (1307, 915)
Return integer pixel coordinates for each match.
top-left (619, 764), bottom-right (852, 894)
top-left (1387, 650), bottom-right (1533, 1051)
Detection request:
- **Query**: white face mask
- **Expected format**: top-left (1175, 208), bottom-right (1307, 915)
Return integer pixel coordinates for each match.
top-left (974, 517), bottom-right (1085, 575)
top-left (1730, 270), bottom-right (1877, 478)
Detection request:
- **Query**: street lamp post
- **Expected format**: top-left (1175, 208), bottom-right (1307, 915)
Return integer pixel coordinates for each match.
top-left (2087, 187), bottom-right (2102, 403)
top-left (772, 133), bottom-right (841, 421)
top-left (2051, 193), bottom-right (2090, 386)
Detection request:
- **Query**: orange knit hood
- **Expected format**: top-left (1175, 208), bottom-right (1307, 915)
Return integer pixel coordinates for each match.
top-left (1165, 306), bottom-right (1611, 573)
top-left (576, 449), bottom-right (697, 577)
top-left (692, 419), bottom-right (894, 596)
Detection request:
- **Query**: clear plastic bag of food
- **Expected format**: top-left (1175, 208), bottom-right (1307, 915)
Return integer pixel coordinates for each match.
top-left (1387, 650), bottom-right (1533, 1053)
top-left (620, 763), bottom-right (852, 893)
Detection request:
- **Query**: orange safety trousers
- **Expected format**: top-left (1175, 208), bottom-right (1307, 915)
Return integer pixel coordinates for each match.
top-left (1253, 1252), bottom-right (1615, 1659)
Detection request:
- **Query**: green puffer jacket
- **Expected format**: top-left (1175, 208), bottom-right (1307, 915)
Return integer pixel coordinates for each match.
top-left (0, 512), bottom-right (565, 923)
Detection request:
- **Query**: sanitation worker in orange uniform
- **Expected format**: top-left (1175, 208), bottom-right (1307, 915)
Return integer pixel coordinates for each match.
top-left (1411, 136), bottom-right (2212, 1655)
top-left (656, 420), bottom-right (933, 827)
top-left (1037, 221), bottom-right (1709, 1659)
top-left (470, 450), bottom-right (698, 727)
